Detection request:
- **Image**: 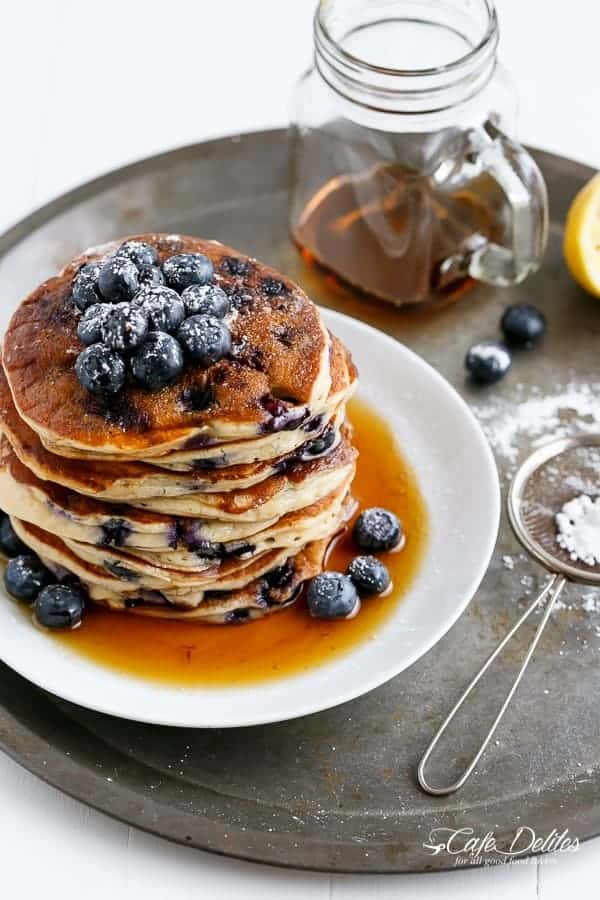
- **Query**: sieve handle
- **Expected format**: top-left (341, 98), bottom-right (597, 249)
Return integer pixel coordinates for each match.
top-left (417, 573), bottom-right (567, 796)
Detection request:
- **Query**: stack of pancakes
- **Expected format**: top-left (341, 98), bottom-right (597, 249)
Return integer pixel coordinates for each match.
top-left (0, 234), bottom-right (358, 624)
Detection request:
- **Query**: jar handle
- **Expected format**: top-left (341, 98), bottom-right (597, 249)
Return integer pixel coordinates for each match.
top-left (437, 125), bottom-right (549, 290)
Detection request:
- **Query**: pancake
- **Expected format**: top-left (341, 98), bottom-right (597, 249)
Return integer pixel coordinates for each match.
top-left (87, 539), bottom-right (329, 624)
top-left (0, 368), bottom-right (352, 501)
top-left (3, 234), bottom-right (342, 456)
top-left (12, 517), bottom-right (328, 621)
top-left (130, 451), bottom-right (355, 520)
top-left (13, 517), bottom-right (305, 591)
top-left (60, 492), bottom-right (349, 584)
top-left (41, 334), bottom-right (357, 470)
top-left (0, 438), bottom-right (352, 556)
top-left (0, 438), bottom-right (175, 549)
top-left (126, 491), bottom-right (352, 569)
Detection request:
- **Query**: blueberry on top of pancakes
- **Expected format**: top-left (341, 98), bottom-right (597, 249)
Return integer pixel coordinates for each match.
top-left (162, 252), bottom-right (213, 292)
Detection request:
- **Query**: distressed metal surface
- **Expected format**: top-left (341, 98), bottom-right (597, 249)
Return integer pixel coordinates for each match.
top-left (0, 130), bottom-right (599, 873)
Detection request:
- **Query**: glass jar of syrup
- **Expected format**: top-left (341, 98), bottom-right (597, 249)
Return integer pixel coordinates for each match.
top-left (290, 0), bottom-right (548, 307)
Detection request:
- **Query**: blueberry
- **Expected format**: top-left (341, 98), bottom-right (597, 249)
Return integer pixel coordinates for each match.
top-left (131, 331), bottom-right (184, 392)
top-left (75, 344), bottom-right (127, 396)
top-left (177, 315), bottom-right (231, 366)
top-left (0, 516), bottom-right (27, 557)
top-left (98, 255), bottom-right (139, 301)
top-left (306, 572), bottom-right (360, 620)
top-left (137, 264), bottom-right (165, 287)
top-left (116, 240), bottom-right (159, 268)
top-left (34, 583), bottom-right (85, 629)
top-left (261, 276), bottom-right (287, 296)
top-left (225, 608), bottom-right (251, 624)
top-left (72, 263), bottom-right (102, 311)
top-left (465, 341), bottom-right (511, 385)
top-left (221, 256), bottom-right (251, 276)
top-left (162, 252), bottom-right (213, 291)
top-left (100, 518), bottom-right (131, 548)
top-left (501, 304), bottom-right (546, 347)
top-left (134, 285), bottom-right (185, 333)
top-left (76, 303), bottom-right (111, 345)
top-left (347, 555), bottom-right (391, 596)
top-left (182, 284), bottom-right (230, 318)
top-left (353, 508), bottom-right (402, 553)
top-left (103, 302), bottom-right (148, 351)
top-left (301, 426), bottom-right (336, 458)
top-left (4, 554), bottom-right (52, 602)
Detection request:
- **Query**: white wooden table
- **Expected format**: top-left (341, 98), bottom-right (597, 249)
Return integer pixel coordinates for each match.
top-left (1, 2), bottom-right (599, 896)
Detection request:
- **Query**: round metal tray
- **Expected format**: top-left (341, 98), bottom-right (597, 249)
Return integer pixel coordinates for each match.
top-left (0, 129), bottom-right (598, 873)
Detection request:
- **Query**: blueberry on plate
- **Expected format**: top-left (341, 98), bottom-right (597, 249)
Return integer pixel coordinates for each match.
top-left (353, 507), bottom-right (403, 553)
top-left (306, 572), bottom-right (360, 620)
top-left (0, 516), bottom-right (27, 557)
top-left (34, 583), bottom-right (85, 629)
top-left (130, 331), bottom-right (184, 392)
top-left (76, 303), bottom-right (111, 346)
top-left (135, 285), bottom-right (185, 333)
top-left (182, 283), bottom-right (230, 318)
top-left (501, 304), bottom-right (546, 347)
top-left (103, 302), bottom-right (148, 352)
top-left (177, 315), bottom-right (231, 366)
top-left (116, 240), bottom-right (159, 268)
top-left (347, 555), bottom-right (391, 596)
top-left (72, 263), bottom-right (102, 311)
top-left (97, 255), bottom-right (139, 301)
top-left (75, 344), bottom-right (127, 396)
top-left (4, 554), bottom-right (52, 602)
top-left (465, 341), bottom-right (511, 385)
top-left (162, 252), bottom-right (213, 291)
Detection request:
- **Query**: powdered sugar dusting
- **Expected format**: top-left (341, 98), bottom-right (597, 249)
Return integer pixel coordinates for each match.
top-left (471, 380), bottom-right (600, 469)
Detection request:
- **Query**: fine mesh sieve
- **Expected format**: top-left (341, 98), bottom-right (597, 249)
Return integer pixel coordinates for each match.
top-left (418, 434), bottom-right (600, 796)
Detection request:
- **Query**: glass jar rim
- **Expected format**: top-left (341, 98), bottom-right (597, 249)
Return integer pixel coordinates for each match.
top-left (315, 0), bottom-right (498, 79)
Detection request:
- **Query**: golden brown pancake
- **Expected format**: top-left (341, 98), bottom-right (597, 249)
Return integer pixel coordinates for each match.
top-left (3, 234), bottom-right (341, 455)
top-left (13, 517), bottom-right (308, 590)
top-left (0, 367), bottom-right (354, 503)
top-left (0, 383), bottom-right (356, 528)
top-left (12, 517), bottom-right (329, 622)
top-left (39, 335), bottom-right (357, 470)
top-left (90, 539), bottom-right (329, 624)
top-left (0, 436), bottom-right (352, 556)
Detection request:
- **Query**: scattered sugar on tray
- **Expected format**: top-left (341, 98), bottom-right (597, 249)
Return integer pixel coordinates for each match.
top-left (556, 495), bottom-right (600, 566)
top-left (582, 591), bottom-right (600, 614)
top-left (501, 546), bottom-right (600, 616)
top-left (471, 380), bottom-right (600, 467)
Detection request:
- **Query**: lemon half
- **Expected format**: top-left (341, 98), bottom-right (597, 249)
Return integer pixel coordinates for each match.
top-left (564, 172), bottom-right (600, 297)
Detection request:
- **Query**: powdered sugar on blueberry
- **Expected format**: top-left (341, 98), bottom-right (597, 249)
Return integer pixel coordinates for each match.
top-left (70, 240), bottom-right (234, 396)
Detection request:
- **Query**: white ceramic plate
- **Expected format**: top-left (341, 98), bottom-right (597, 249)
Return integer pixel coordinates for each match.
top-left (0, 310), bottom-right (500, 727)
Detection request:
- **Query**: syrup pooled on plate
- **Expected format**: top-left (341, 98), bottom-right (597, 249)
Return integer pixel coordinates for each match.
top-left (52, 398), bottom-right (428, 685)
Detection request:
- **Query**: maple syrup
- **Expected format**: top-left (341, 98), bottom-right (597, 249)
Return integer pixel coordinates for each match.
top-left (52, 398), bottom-right (428, 685)
top-left (292, 162), bottom-right (503, 307)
